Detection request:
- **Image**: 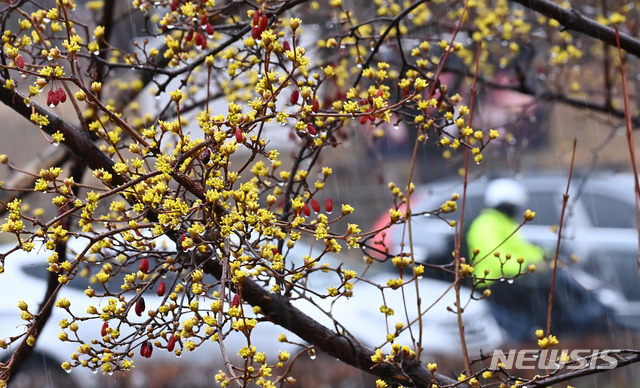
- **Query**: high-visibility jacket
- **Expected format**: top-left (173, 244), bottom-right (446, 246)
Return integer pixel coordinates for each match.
top-left (466, 208), bottom-right (544, 283)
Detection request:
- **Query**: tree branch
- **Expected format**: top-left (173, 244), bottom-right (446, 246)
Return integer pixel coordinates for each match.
top-left (510, 0), bottom-right (640, 58)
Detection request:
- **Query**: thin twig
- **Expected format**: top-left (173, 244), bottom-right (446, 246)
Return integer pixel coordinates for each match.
top-left (614, 27), bottom-right (640, 303)
top-left (546, 139), bottom-right (577, 336)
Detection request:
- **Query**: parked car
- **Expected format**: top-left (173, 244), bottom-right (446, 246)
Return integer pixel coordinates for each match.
top-left (0, 235), bottom-right (503, 383)
top-left (372, 171), bottom-right (639, 328)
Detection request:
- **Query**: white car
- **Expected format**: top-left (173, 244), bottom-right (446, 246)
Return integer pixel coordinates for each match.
top-left (0, 237), bottom-right (502, 382)
top-left (372, 171), bottom-right (636, 328)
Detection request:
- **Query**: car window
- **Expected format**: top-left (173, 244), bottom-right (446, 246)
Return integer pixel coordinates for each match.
top-left (442, 191), bottom-right (560, 227)
top-left (516, 191), bottom-right (561, 226)
top-left (441, 195), bottom-right (485, 223)
top-left (580, 193), bottom-right (636, 229)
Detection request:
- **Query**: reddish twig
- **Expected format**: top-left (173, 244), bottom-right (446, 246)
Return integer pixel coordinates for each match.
top-left (614, 27), bottom-right (640, 302)
top-left (546, 139), bottom-right (577, 337)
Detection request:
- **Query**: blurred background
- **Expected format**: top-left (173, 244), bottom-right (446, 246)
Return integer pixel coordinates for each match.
top-left (3, 0), bottom-right (640, 387)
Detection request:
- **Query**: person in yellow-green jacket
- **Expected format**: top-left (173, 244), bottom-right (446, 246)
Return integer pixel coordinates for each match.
top-left (467, 179), bottom-right (545, 282)
top-left (466, 179), bottom-right (615, 342)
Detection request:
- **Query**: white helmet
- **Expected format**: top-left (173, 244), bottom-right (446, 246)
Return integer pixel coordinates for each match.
top-left (484, 178), bottom-right (528, 208)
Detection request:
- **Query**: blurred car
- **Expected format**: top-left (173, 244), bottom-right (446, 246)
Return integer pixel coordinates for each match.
top-left (0, 236), bottom-right (503, 382)
top-left (372, 171), bottom-right (639, 328)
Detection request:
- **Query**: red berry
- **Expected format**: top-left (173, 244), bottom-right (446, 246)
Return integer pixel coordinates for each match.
top-left (312, 98), bottom-right (319, 112)
top-left (195, 32), bottom-right (206, 49)
top-left (15, 55), bottom-right (23, 69)
top-left (185, 28), bottom-right (194, 42)
top-left (171, 0), bottom-right (179, 11)
top-left (259, 15), bottom-right (268, 32)
top-left (311, 198), bottom-right (320, 213)
top-left (359, 116), bottom-right (368, 125)
top-left (201, 15), bottom-right (209, 25)
top-left (326, 198), bottom-right (333, 214)
top-left (47, 90), bottom-right (54, 107)
top-left (307, 123), bottom-right (317, 136)
top-left (252, 10), bottom-right (260, 26)
top-left (179, 233), bottom-right (186, 252)
top-left (101, 322), bottom-right (108, 337)
top-left (139, 258), bottom-right (149, 273)
top-left (205, 23), bottom-right (214, 36)
top-left (232, 294), bottom-right (241, 308)
top-left (290, 89), bottom-right (298, 105)
top-left (252, 26), bottom-right (261, 39)
top-left (167, 334), bottom-right (177, 352)
top-left (58, 88), bottom-right (66, 103)
top-left (235, 127), bottom-right (243, 143)
top-left (157, 281), bottom-right (166, 297)
top-left (51, 92), bottom-right (59, 107)
top-left (135, 297), bottom-right (145, 317)
top-left (201, 147), bottom-right (211, 164)
top-left (302, 203), bottom-right (310, 217)
top-left (140, 341), bottom-right (153, 358)
top-left (283, 41), bottom-right (291, 51)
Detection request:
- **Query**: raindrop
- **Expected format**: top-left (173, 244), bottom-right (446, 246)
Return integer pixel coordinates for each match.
top-left (108, 371), bottom-right (114, 376)
top-left (53, 142), bottom-right (60, 147)
top-left (340, 45), bottom-right (346, 49)
top-left (43, 17), bottom-right (51, 23)
top-left (417, 275), bottom-right (423, 280)
top-left (529, 116), bottom-right (537, 123)
top-left (500, 277), bottom-right (505, 282)
top-left (424, 213), bottom-right (431, 218)
top-left (167, 25), bottom-right (175, 29)
top-left (533, 354), bottom-right (539, 359)
top-left (356, 64), bottom-right (362, 68)
top-left (310, 354), bottom-right (316, 360)
top-left (65, 369), bottom-right (72, 374)
top-left (325, 21), bottom-right (333, 28)
top-left (25, 101), bottom-right (30, 107)
top-left (176, 353), bottom-right (182, 359)
top-left (370, 47), bottom-right (375, 51)
top-left (93, 51), bottom-right (99, 55)
top-left (393, 125), bottom-right (399, 130)
top-left (155, 95), bottom-right (161, 100)
top-left (47, 55), bottom-right (53, 61)
top-left (507, 279), bottom-right (514, 284)
top-left (91, 370), bottom-right (98, 374)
